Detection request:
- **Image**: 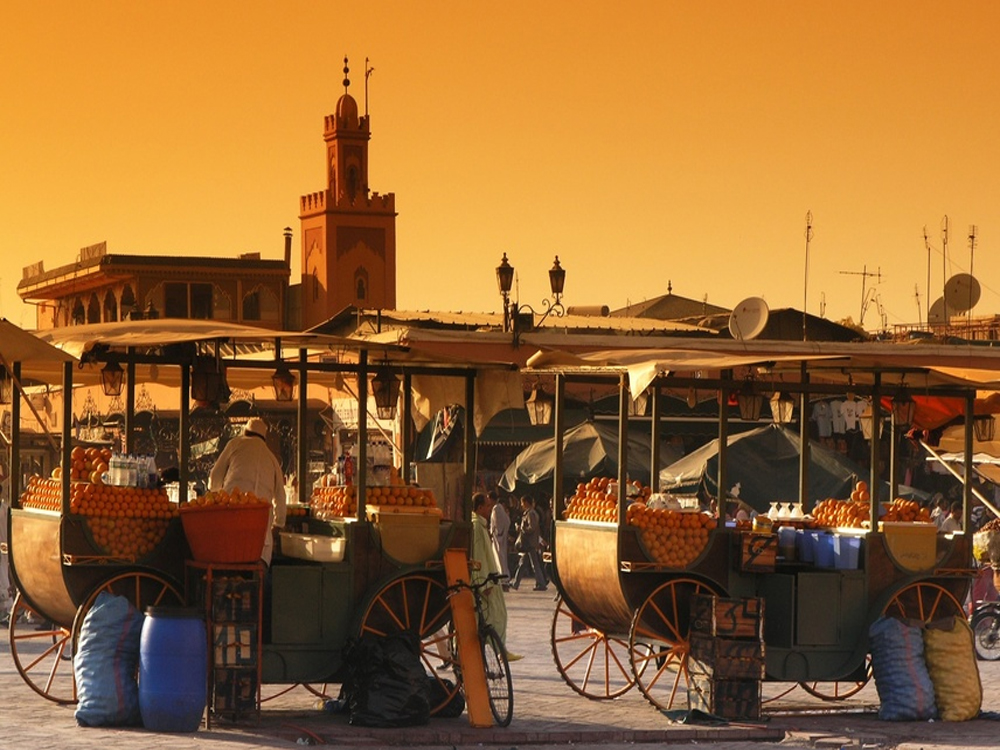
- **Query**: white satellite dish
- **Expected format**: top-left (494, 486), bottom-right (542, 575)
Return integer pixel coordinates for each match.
top-left (927, 297), bottom-right (954, 324)
top-left (943, 273), bottom-right (981, 313)
top-left (728, 297), bottom-right (770, 340)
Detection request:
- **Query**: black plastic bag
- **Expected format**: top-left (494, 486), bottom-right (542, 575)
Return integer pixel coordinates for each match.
top-left (426, 675), bottom-right (465, 718)
top-left (341, 631), bottom-right (430, 727)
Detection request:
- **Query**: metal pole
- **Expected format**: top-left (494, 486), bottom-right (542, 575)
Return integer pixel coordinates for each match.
top-left (618, 373), bottom-right (629, 523)
top-left (798, 364), bottom-right (809, 508)
top-left (297, 349), bottom-right (308, 504)
top-left (552, 374), bottom-right (565, 518)
top-left (650, 383), bottom-right (661, 494)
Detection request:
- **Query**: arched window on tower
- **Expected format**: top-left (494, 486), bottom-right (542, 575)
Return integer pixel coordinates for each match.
top-left (347, 166), bottom-right (359, 202)
top-left (354, 266), bottom-right (369, 303)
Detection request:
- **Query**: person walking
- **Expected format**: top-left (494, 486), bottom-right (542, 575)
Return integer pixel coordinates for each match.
top-left (511, 496), bottom-right (547, 591)
top-left (209, 417), bottom-right (287, 565)
top-left (489, 490), bottom-right (512, 587)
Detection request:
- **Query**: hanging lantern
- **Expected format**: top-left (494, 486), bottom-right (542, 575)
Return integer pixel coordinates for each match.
top-left (191, 355), bottom-right (226, 404)
top-left (100, 361), bottom-right (125, 397)
top-left (271, 365), bottom-right (296, 402)
top-left (525, 385), bottom-right (554, 426)
top-left (770, 391), bottom-right (796, 424)
top-left (737, 378), bottom-right (763, 421)
top-left (974, 414), bottom-right (996, 442)
top-left (891, 386), bottom-right (916, 428)
top-left (371, 365), bottom-right (401, 420)
top-left (0, 367), bottom-right (12, 405)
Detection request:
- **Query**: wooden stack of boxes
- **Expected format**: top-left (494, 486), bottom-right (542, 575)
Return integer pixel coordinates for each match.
top-left (687, 593), bottom-right (765, 720)
top-left (186, 562), bottom-right (264, 727)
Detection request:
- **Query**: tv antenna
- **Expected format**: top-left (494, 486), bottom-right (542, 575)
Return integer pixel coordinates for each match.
top-left (839, 265), bottom-right (882, 325)
top-left (914, 284), bottom-right (921, 323)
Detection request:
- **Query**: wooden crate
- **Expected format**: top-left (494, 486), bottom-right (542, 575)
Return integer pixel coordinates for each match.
top-left (740, 532), bottom-right (777, 573)
top-left (688, 674), bottom-right (761, 720)
top-left (689, 634), bottom-right (766, 680)
top-left (690, 594), bottom-right (765, 640)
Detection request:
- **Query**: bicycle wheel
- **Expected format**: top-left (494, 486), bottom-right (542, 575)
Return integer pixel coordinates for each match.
top-left (971, 608), bottom-right (1000, 661)
top-left (481, 627), bottom-right (513, 727)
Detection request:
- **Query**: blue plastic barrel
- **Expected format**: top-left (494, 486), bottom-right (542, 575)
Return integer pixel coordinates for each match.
top-left (139, 607), bottom-right (207, 732)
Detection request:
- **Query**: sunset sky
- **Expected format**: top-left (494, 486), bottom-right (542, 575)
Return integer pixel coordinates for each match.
top-left (3, 1), bottom-right (999, 333)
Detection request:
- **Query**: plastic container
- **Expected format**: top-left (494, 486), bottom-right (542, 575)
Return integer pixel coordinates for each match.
top-left (777, 526), bottom-right (797, 561)
top-left (814, 532), bottom-right (835, 568)
top-left (834, 534), bottom-right (861, 569)
top-left (797, 529), bottom-right (816, 563)
top-left (367, 505), bottom-right (443, 564)
top-left (279, 532), bottom-right (346, 562)
top-left (880, 521), bottom-right (938, 571)
top-left (180, 504), bottom-right (269, 563)
top-left (139, 607), bottom-right (207, 732)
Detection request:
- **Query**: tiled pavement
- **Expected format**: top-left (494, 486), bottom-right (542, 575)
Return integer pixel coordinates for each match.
top-left (2, 583), bottom-right (1000, 749)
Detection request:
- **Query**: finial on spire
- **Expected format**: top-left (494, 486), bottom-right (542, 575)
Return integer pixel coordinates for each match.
top-left (343, 56), bottom-right (350, 93)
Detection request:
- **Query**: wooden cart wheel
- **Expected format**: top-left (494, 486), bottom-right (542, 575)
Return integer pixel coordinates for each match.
top-left (882, 580), bottom-right (965, 623)
top-left (71, 569), bottom-right (183, 645)
top-left (7, 591), bottom-right (77, 704)
top-left (551, 595), bottom-right (646, 699)
top-left (798, 656), bottom-right (872, 701)
top-left (627, 577), bottom-right (716, 711)
top-left (357, 573), bottom-right (459, 716)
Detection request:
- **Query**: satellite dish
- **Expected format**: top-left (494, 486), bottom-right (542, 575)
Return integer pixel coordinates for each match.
top-left (943, 273), bottom-right (981, 313)
top-left (927, 297), bottom-right (953, 324)
top-left (728, 297), bottom-right (769, 340)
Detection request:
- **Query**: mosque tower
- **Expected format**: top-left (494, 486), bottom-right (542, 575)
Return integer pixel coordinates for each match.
top-left (299, 57), bottom-right (397, 329)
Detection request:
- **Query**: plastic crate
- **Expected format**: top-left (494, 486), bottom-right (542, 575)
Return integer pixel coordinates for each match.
top-left (180, 504), bottom-right (269, 563)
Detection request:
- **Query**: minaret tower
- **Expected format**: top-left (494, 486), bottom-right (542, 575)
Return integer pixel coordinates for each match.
top-left (299, 57), bottom-right (397, 329)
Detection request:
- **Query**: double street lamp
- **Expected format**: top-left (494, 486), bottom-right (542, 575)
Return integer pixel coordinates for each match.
top-left (495, 254), bottom-right (566, 346)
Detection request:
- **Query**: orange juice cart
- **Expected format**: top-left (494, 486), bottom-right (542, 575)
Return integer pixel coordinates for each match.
top-left (4, 320), bottom-right (490, 715)
top-left (531, 341), bottom-right (992, 714)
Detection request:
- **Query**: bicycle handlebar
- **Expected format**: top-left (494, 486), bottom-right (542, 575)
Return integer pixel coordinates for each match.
top-left (447, 571), bottom-right (507, 594)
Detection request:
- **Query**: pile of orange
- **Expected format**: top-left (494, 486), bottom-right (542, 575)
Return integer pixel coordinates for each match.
top-left (811, 498), bottom-right (870, 529)
top-left (60, 445), bottom-right (112, 483)
top-left (310, 485), bottom-right (436, 520)
top-left (182, 487), bottom-right (269, 510)
top-left (563, 477), bottom-right (651, 523)
top-left (881, 497), bottom-right (931, 523)
top-left (20, 476), bottom-right (64, 512)
top-left (626, 503), bottom-right (716, 568)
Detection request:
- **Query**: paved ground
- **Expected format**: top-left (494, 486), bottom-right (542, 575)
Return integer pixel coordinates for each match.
top-left (3, 579), bottom-right (1000, 749)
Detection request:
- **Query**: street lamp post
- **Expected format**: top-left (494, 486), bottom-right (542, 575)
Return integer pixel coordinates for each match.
top-left (495, 254), bottom-right (566, 346)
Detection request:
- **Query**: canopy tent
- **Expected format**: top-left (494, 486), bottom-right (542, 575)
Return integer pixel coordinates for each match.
top-left (658, 423), bottom-right (864, 513)
top-left (499, 419), bottom-right (684, 497)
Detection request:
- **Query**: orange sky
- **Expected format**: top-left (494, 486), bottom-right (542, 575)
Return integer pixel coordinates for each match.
top-left (3, 1), bottom-right (999, 333)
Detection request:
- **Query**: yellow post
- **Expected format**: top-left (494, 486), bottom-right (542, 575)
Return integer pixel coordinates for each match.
top-left (443, 547), bottom-right (493, 727)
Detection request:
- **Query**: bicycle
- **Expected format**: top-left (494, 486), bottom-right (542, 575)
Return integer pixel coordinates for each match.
top-left (444, 571), bottom-right (514, 727)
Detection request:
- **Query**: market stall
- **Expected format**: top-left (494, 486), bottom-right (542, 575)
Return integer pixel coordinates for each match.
top-left (526, 339), bottom-right (998, 714)
top-left (5, 319), bottom-right (519, 726)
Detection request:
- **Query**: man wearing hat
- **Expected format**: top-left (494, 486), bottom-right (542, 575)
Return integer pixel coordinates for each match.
top-left (209, 417), bottom-right (287, 565)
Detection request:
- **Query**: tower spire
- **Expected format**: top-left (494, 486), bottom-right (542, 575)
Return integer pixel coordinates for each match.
top-left (342, 56), bottom-right (350, 93)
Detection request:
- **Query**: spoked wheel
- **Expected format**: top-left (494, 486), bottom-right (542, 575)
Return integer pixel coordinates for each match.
top-left (551, 595), bottom-right (645, 699)
top-left (481, 627), bottom-right (513, 727)
top-left (71, 570), bottom-right (183, 643)
top-left (260, 683), bottom-right (333, 704)
top-left (971, 607), bottom-right (1000, 661)
top-left (627, 577), bottom-right (716, 711)
top-left (798, 656), bottom-right (873, 700)
top-left (357, 573), bottom-right (460, 716)
top-left (8, 591), bottom-right (77, 704)
top-left (883, 581), bottom-right (965, 623)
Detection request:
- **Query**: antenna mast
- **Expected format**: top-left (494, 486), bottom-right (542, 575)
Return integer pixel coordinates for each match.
top-left (914, 284), bottom-right (922, 324)
top-left (941, 215), bottom-right (949, 310)
top-left (803, 210), bottom-right (813, 341)
top-left (838, 265), bottom-right (882, 326)
top-left (364, 57), bottom-right (374, 118)
top-left (923, 226), bottom-right (931, 327)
